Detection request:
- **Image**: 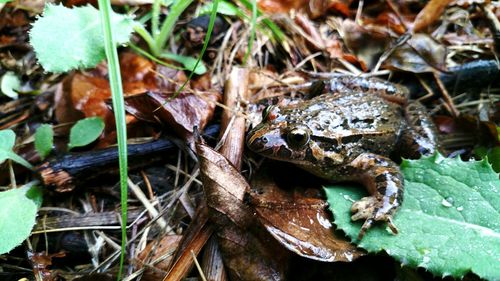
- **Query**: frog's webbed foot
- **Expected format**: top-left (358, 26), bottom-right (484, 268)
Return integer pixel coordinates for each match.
top-left (351, 196), bottom-right (399, 240)
top-left (347, 153), bottom-right (404, 240)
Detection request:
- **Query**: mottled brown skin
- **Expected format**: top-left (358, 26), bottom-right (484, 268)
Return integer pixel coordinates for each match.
top-left (247, 77), bottom-right (440, 239)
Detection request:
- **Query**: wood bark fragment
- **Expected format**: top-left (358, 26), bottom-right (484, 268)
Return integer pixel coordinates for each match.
top-left (33, 209), bottom-right (144, 232)
top-left (36, 125), bottom-right (219, 192)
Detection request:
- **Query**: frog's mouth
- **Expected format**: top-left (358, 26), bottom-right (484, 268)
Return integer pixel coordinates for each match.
top-left (247, 127), bottom-right (311, 164)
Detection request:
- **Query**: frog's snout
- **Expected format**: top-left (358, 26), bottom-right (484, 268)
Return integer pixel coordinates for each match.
top-left (246, 130), bottom-right (269, 153)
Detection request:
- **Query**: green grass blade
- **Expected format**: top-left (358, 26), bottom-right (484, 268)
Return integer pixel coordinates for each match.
top-left (238, 0), bottom-right (285, 42)
top-left (243, 0), bottom-right (257, 65)
top-left (157, 0), bottom-right (219, 105)
top-left (96, 0), bottom-right (128, 280)
top-left (154, 0), bottom-right (193, 56)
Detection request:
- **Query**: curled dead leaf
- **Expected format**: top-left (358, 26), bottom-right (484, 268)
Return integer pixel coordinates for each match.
top-left (197, 142), bottom-right (289, 280)
top-left (385, 33), bottom-right (447, 73)
top-left (248, 163), bottom-right (363, 262)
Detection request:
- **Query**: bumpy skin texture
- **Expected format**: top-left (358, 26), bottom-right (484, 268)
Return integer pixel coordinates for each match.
top-left (247, 77), bottom-right (440, 239)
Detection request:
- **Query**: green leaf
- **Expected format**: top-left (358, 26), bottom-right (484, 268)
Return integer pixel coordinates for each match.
top-left (0, 0), bottom-right (12, 3)
top-left (475, 146), bottom-right (500, 173)
top-left (1, 71), bottom-right (21, 99)
top-left (68, 117), bottom-right (105, 150)
top-left (29, 4), bottom-right (137, 73)
top-left (34, 124), bottom-right (53, 159)
top-left (161, 52), bottom-right (207, 75)
top-left (0, 185), bottom-right (42, 254)
top-left (325, 154), bottom-right (500, 280)
top-left (0, 129), bottom-right (16, 152)
top-left (0, 130), bottom-right (33, 169)
top-left (199, 0), bottom-right (239, 16)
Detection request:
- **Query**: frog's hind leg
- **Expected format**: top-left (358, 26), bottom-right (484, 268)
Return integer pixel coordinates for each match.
top-left (397, 101), bottom-right (441, 159)
top-left (347, 153), bottom-right (404, 240)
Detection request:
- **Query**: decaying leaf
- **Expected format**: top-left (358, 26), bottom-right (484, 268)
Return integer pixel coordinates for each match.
top-left (385, 33), bottom-right (447, 73)
top-left (197, 142), bottom-right (289, 281)
top-left (55, 52), bottom-right (220, 142)
top-left (248, 164), bottom-right (363, 262)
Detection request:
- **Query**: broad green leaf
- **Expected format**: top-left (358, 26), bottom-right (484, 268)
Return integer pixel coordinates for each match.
top-left (161, 52), bottom-right (207, 75)
top-left (0, 130), bottom-right (32, 169)
top-left (34, 124), bottom-right (53, 159)
top-left (0, 71), bottom-right (21, 99)
top-left (325, 154), bottom-right (500, 280)
top-left (30, 4), bottom-right (137, 73)
top-left (0, 185), bottom-right (42, 254)
top-left (199, 0), bottom-right (239, 16)
top-left (68, 117), bottom-right (105, 150)
top-left (0, 0), bottom-right (12, 3)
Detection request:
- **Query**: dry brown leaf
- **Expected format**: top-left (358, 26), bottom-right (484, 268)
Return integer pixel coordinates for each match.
top-left (385, 33), bottom-right (447, 73)
top-left (248, 164), bottom-right (363, 262)
top-left (197, 142), bottom-right (289, 281)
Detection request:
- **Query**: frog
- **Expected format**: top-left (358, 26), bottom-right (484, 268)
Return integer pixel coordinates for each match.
top-left (246, 76), bottom-right (440, 239)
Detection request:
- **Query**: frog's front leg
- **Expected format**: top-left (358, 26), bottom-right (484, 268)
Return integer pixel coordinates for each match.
top-left (346, 153), bottom-right (404, 240)
top-left (397, 101), bottom-right (441, 159)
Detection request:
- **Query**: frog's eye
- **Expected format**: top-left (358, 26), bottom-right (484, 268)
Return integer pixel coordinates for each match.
top-left (262, 105), bottom-right (275, 121)
top-left (287, 128), bottom-right (310, 148)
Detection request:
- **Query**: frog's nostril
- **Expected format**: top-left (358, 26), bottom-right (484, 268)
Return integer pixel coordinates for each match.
top-left (249, 136), bottom-right (270, 152)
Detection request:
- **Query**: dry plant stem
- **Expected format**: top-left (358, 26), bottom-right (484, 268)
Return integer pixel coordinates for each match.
top-left (162, 205), bottom-right (214, 281)
top-left (480, 3), bottom-right (500, 54)
top-left (202, 237), bottom-right (227, 281)
top-left (140, 170), bottom-right (155, 199)
top-left (433, 72), bottom-right (460, 117)
top-left (128, 178), bottom-right (169, 230)
top-left (33, 209), bottom-right (144, 232)
top-left (219, 67), bottom-right (251, 170)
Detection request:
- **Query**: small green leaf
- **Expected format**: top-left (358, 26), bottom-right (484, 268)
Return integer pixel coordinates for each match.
top-left (0, 130), bottom-right (32, 169)
top-left (199, 0), bottom-right (239, 16)
top-left (0, 129), bottom-right (16, 152)
top-left (1, 71), bottom-right (21, 99)
top-left (34, 124), bottom-right (53, 159)
top-left (68, 117), bottom-right (105, 150)
top-left (0, 185), bottom-right (42, 254)
top-left (161, 53), bottom-right (207, 75)
top-left (30, 4), bottom-right (137, 73)
top-left (325, 154), bottom-right (500, 280)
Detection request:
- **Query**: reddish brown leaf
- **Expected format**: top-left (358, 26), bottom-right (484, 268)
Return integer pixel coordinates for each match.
top-left (248, 164), bottom-right (363, 262)
top-left (412, 0), bottom-right (453, 33)
top-left (257, 0), bottom-right (308, 14)
top-left (55, 52), bottom-right (219, 142)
